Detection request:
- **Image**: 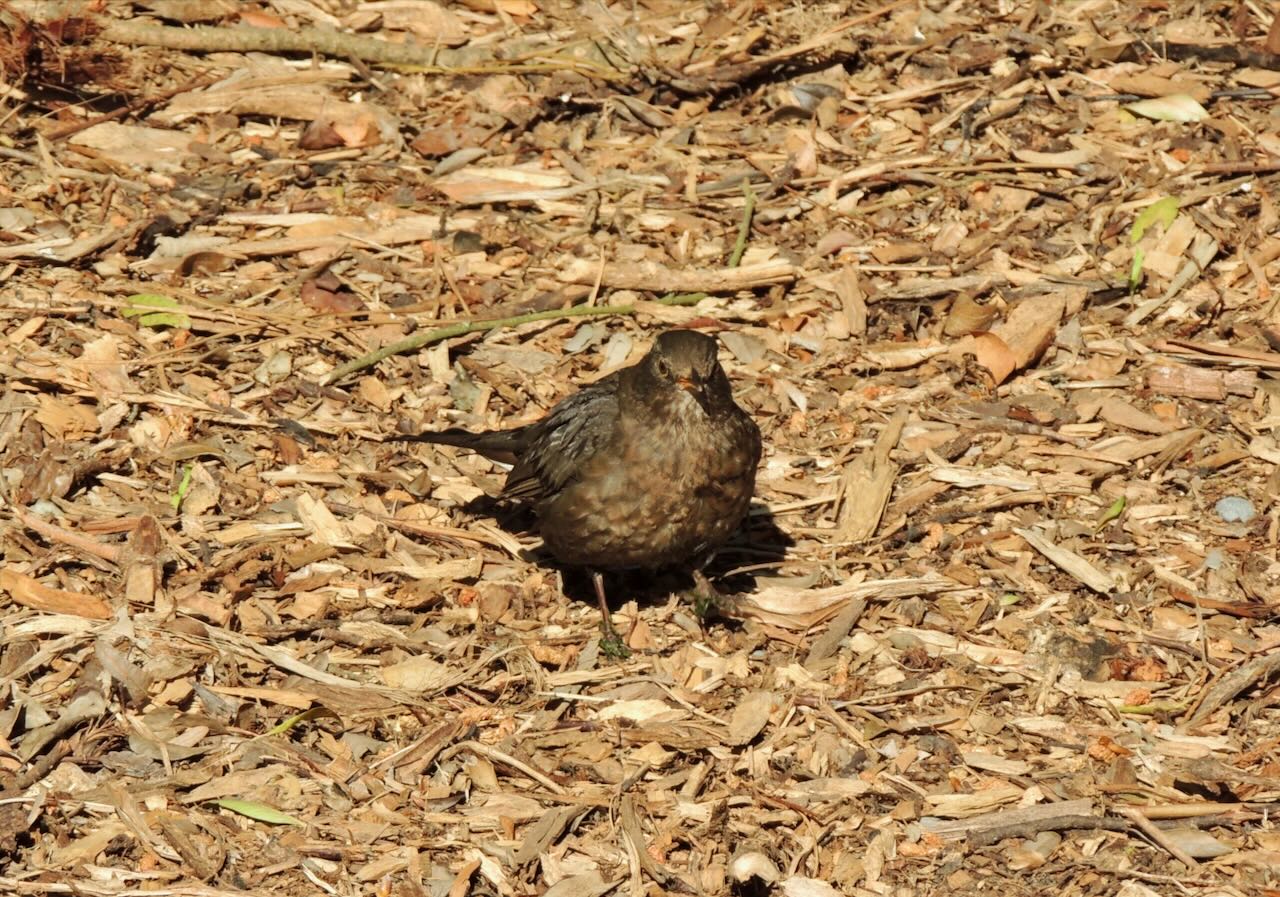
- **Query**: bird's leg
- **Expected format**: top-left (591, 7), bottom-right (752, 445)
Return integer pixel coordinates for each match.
top-left (691, 568), bottom-right (718, 596)
top-left (689, 567), bottom-right (722, 621)
top-left (592, 570), bottom-right (629, 658)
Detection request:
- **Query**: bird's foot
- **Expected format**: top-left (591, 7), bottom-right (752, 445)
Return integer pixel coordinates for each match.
top-left (688, 569), bottom-right (726, 621)
top-left (599, 619), bottom-right (631, 659)
top-left (591, 570), bottom-right (631, 659)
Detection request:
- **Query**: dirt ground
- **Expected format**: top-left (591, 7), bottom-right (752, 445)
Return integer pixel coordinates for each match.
top-left (2, 1), bottom-right (1280, 896)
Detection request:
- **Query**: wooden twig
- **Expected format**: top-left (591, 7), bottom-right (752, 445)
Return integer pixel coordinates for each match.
top-left (44, 73), bottom-right (220, 140)
top-left (966, 814), bottom-right (1130, 847)
top-left (1117, 807), bottom-right (1199, 869)
top-left (438, 740), bottom-right (566, 795)
top-left (13, 506), bottom-right (122, 563)
top-left (45, 10), bottom-right (623, 80)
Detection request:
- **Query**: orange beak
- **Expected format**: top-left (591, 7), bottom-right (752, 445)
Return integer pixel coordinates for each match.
top-left (677, 376), bottom-right (695, 391)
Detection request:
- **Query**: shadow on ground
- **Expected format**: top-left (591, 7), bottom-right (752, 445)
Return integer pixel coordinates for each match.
top-left (461, 495), bottom-right (793, 617)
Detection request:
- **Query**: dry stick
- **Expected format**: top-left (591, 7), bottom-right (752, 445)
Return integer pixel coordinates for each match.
top-left (44, 73), bottom-right (221, 140)
top-left (437, 740), bottom-right (565, 794)
top-left (91, 15), bottom-right (620, 79)
top-left (1116, 806), bottom-right (1199, 869)
top-left (966, 814), bottom-right (1131, 848)
top-left (1081, 861), bottom-right (1223, 890)
top-left (619, 795), bottom-right (679, 886)
top-left (13, 507), bottom-right (122, 563)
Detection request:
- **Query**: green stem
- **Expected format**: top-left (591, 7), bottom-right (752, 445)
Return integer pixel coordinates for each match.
top-left (728, 180), bottom-right (758, 269)
top-left (323, 292), bottom-right (708, 385)
top-left (325, 303), bottom-right (628, 384)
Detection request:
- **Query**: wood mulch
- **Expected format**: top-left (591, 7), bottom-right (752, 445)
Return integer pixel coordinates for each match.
top-left (2, 2), bottom-right (1279, 895)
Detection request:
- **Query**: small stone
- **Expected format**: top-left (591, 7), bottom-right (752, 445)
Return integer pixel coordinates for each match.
top-left (1214, 496), bottom-right (1256, 523)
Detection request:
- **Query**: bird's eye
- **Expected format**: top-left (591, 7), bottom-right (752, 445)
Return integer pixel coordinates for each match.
top-left (655, 358), bottom-right (671, 378)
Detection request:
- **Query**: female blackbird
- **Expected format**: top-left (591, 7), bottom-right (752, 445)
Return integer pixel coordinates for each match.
top-left (407, 329), bottom-right (762, 643)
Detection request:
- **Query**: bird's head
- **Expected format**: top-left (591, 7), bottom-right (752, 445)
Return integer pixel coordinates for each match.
top-left (641, 330), bottom-right (729, 412)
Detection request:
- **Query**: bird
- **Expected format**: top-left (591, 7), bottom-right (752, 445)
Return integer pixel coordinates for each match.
top-left (403, 329), bottom-right (762, 649)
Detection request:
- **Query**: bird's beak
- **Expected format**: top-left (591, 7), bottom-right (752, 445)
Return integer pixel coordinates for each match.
top-left (677, 375), bottom-right (713, 412)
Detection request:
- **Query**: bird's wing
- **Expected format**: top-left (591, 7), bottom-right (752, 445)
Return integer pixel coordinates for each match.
top-left (500, 377), bottom-right (621, 503)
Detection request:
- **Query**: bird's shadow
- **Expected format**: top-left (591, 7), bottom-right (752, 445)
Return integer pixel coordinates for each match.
top-left (460, 496), bottom-right (793, 615)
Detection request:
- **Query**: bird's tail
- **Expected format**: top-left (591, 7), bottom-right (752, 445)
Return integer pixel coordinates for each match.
top-left (399, 427), bottom-right (527, 463)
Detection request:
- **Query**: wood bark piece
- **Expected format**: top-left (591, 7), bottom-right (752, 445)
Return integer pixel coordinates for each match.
top-left (557, 257), bottom-right (796, 293)
top-left (619, 795), bottom-right (679, 889)
top-left (834, 407), bottom-right (906, 542)
top-left (875, 273), bottom-right (1008, 301)
top-left (926, 798), bottom-right (1095, 840)
top-left (204, 212), bottom-right (467, 260)
top-left (540, 872), bottom-right (614, 897)
top-left (1125, 234), bottom-right (1220, 326)
top-left (736, 574), bottom-right (969, 630)
top-left (947, 292), bottom-right (1066, 385)
top-left (511, 805), bottom-right (589, 867)
top-left (0, 568), bottom-right (112, 620)
top-left (804, 599), bottom-right (867, 670)
top-left (1095, 428), bottom-right (1205, 464)
top-left (17, 688), bottom-right (108, 762)
top-left (1097, 397), bottom-right (1180, 434)
top-left (1153, 338), bottom-right (1280, 370)
top-left (991, 292), bottom-right (1067, 371)
top-left (122, 514), bottom-right (165, 615)
top-left (1186, 652), bottom-right (1280, 728)
top-left (0, 226), bottom-right (135, 262)
top-left (1146, 364), bottom-right (1257, 399)
top-left (1014, 527), bottom-right (1114, 594)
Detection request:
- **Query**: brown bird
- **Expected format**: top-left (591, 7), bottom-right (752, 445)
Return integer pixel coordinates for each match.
top-left (406, 329), bottom-right (762, 647)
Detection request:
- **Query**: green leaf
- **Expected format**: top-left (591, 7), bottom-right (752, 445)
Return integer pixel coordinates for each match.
top-left (1093, 496), bottom-right (1126, 534)
top-left (264, 706), bottom-right (341, 737)
top-left (211, 798), bottom-right (305, 826)
top-left (122, 293), bottom-right (191, 329)
top-left (137, 312), bottom-right (192, 328)
top-left (1129, 248), bottom-right (1145, 293)
top-left (121, 293), bottom-right (180, 314)
top-left (170, 463), bottom-right (193, 511)
top-left (1125, 93), bottom-right (1209, 123)
top-left (1130, 197), bottom-right (1179, 244)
